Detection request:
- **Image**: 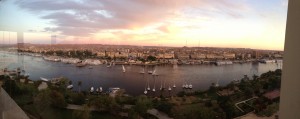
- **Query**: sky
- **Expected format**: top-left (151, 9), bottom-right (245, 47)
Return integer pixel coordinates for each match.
top-left (0, 0), bottom-right (288, 50)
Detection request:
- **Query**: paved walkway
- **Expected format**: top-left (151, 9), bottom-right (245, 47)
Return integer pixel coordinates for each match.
top-left (66, 104), bottom-right (173, 119)
top-left (147, 109), bottom-right (173, 119)
top-left (66, 104), bottom-right (98, 111)
top-left (235, 112), bottom-right (279, 119)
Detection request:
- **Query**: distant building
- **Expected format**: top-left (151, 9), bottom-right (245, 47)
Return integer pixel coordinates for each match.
top-left (252, 50), bottom-right (260, 59)
top-left (223, 53), bottom-right (236, 59)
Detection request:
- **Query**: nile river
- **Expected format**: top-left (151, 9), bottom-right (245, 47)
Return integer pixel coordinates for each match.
top-left (0, 52), bottom-right (282, 96)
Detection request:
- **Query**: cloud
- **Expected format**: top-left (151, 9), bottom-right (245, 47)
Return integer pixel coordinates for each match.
top-left (15, 0), bottom-right (249, 36)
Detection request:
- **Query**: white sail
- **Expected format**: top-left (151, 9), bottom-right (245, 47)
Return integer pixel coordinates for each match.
top-left (90, 87), bottom-right (94, 92)
top-left (122, 65), bottom-right (126, 72)
top-left (140, 67), bottom-right (145, 74)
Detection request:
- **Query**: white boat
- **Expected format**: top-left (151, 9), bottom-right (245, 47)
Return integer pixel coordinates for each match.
top-left (67, 84), bottom-right (73, 89)
top-left (152, 67), bottom-right (158, 76)
top-left (139, 68), bottom-right (145, 74)
top-left (147, 85), bottom-right (150, 91)
top-left (168, 86), bottom-right (172, 91)
top-left (40, 77), bottom-right (49, 82)
top-left (215, 79), bottom-right (219, 87)
top-left (185, 84), bottom-right (189, 89)
top-left (189, 84), bottom-right (193, 89)
top-left (152, 88), bottom-right (156, 92)
top-left (144, 89), bottom-right (147, 94)
top-left (99, 87), bottom-right (103, 92)
top-left (107, 62), bottom-right (112, 68)
top-left (24, 73), bottom-right (30, 78)
top-left (173, 83), bottom-right (176, 88)
top-left (90, 87), bottom-right (94, 93)
top-left (122, 65), bottom-right (126, 73)
top-left (109, 87), bottom-right (120, 93)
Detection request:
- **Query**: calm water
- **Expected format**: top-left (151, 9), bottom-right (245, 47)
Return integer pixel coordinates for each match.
top-left (0, 52), bottom-right (282, 96)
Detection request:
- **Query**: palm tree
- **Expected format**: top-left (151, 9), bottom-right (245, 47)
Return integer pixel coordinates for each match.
top-left (78, 81), bottom-right (82, 92)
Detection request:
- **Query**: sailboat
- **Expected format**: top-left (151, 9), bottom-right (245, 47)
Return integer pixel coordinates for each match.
top-left (168, 86), bottom-right (172, 91)
top-left (215, 79), bottom-right (220, 87)
top-left (90, 87), bottom-right (94, 93)
top-left (147, 78), bottom-right (151, 91)
top-left (185, 82), bottom-right (189, 89)
top-left (152, 76), bottom-right (156, 92)
top-left (173, 79), bottom-right (176, 88)
top-left (144, 88), bottom-right (148, 94)
top-left (139, 67), bottom-right (145, 74)
top-left (99, 87), bottom-right (103, 92)
top-left (188, 83), bottom-right (193, 89)
top-left (160, 78), bottom-right (163, 91)
top-left (107, 62), bottom-right (112, 68)
top-left (148, 67), bottom-right (153, 74)
top-left (152, 67), bottom-right (158, 76)
top-left (122, 65), bottom-right (126, 73)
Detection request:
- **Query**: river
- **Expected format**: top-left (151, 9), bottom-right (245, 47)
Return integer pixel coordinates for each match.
top-left (0, 52), bottom-right (282, 96)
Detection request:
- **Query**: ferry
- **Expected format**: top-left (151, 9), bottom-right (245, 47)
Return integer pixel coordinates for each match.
top-left (40, 77), bottom-right (49, 82)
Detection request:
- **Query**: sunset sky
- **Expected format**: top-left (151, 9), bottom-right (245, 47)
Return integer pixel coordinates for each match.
top-left (0, 0), bottom-right (288, 50)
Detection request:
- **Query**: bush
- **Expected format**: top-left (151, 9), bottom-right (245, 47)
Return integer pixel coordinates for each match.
top-left (50, 90), bottom-right (67, 108)
top-left (155, 101), bottom-right (173, 115)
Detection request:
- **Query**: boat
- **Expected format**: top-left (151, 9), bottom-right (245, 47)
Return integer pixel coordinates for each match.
top-left (139, 68), bottom-right (145, 74)
top-left (148, 71), bottom-right (153, 74)
top-left (96, 88), bottom-right (99, 92)
top-left (108, 87), bottom-right (120, 93)
top-left (185, 84), bottom-right (189, 89)
top-left (152, 67), bottom-right (158, 76)
top-left (40, 77), bottom-right (49, 82)
top-left (90, 87), bottom-right (94, 93)
top-left (215, 79), bottom-right (219, 87)
top-left (147, 83), bottom-right (150, 91)
top-left (173, 83), bottom-right (176, 88)
top-left (168, 86), bottom-right (172, 91)
top-left (160, 79), bottom-right (163, 91)
top-left (107, 62), bottom-right (112, 68)
top-left (67, 84), bottom-right (73, 89)
top-left (24, 73), bottom-right (30, 78)
top-left (99, 87), bottom-right (103, 92)
top-left (144, 89), bottom-right (147, 94)
top-left (188, 84), bottom-right (193, 89)
top-left (122, 65), bottom-right (126, 73)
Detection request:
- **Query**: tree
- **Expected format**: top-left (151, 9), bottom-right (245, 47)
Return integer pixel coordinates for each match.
top-left (50, 90), bottom-right (67, 108)
top-left (133, 95), bottom-right (152, 115)
top-left (3, 79), bottom-right (21, 97)
top-left (147, 56), bottom-right (156, 61)
top-left (155, 101), bottom-right (173, 115)
top-left (34, 89), bottom-right (51, 113)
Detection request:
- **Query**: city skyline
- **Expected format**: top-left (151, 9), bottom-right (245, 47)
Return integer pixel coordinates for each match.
top-left (0, 0), bottom-right (288, 50)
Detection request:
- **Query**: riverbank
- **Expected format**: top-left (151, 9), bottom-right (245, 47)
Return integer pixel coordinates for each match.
top-left (0, 50), bottom-right (283, 67)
